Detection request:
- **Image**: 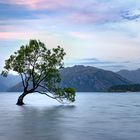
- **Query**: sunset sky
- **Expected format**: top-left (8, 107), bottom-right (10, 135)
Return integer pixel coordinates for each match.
top-left (0, 0), bottom-right (140, 71)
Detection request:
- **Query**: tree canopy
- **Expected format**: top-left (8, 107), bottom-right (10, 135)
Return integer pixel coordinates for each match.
top-left (1, 39), bottom-right (75, 105)
top-left (108, 84), bottom-right (140, 92)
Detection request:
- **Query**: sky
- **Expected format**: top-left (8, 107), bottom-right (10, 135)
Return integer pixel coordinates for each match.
top-left (0, 0), bottom-right (140, 72)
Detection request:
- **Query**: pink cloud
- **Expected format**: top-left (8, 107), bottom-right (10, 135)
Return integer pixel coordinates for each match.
top-left (0, 31), bottom-right (39, 40)
top-left (69, 31), bottom-right (93, 40)
top-left (0, 25), bottom-right (23, 32)
top-left (1, 0), bottom-right (72, 10)
top-left (0, 0), bottom-right (122, 25)
top-left (69, 9), bottom-right (121, 24)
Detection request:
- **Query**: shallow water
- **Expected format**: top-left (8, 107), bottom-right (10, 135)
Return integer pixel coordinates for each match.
top-left (0, 92), bottom-right (140, 140)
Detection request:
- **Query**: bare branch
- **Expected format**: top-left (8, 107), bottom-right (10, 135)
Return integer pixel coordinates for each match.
top-left (23, 72), bottom-right (30, 89)
top-left (35, 91), bottom-right (56, 99)
top-left (31, 66), bottom-right (35, 88)
top-left (35, 69), bottom-right (44, 86)
top-left (20, 73), bottom-right (25, 88)
top-left (38, 84), bottom-right (49, 91)
top-left (38, 85), bottom-right (72, 104)
top-left (35, 75), bottom-right (48, 88)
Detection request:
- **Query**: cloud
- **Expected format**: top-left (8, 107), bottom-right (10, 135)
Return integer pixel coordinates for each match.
top-left (65, 57), bottom-right (131, 66)
top-left (1, 0), bottom-right (140, 25)
top-left (64, 57), bottom-right (135, 71)
top-left (69, 6), bottom-right (122, 24)
top-left (0, 0), bottom-right (73, 10)
top-left (80, 58), bottom-right (99, 61)
top-left (69, 32), bottom-right (93, 40)
top-left (122, 9), bottom-right (140, 20)
top-left (0, 57), bottom-right (5, 72)
top-left (0, 0), bottom-right (140, 72)
top-left (0, 3), bottom-right (36, 20)
top-left (100, 65), bottom-right (127, 72)
top-left (0, 32), bottom-right (37, 40)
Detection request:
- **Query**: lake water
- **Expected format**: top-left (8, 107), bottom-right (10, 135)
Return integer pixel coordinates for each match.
top-left (0, 92), bottom-right (140, 140)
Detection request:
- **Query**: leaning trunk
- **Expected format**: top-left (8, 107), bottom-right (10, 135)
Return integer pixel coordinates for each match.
top-left (16, 92), bottom-right (29, 105)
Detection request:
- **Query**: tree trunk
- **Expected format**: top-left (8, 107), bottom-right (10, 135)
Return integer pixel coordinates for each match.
top-left (16, 92), bottom-right (29, 105)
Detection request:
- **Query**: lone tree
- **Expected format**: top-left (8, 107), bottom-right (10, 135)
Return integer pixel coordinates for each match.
top-left (1, 39), bottom-right (75, 105)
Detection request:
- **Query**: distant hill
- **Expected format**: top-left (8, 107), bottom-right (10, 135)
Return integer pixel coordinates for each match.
top-left (108, 84), bottom-right (140, 92)
top-left (117, 68), bottom-right (140, 83)
top-left (8, 65), bottom-right (131, 92)
top-left (7, 82), bottom-right (23, 92)
top-left (0, 81), bottom-right (7, 91)
top-left (0, 74), bottom-right (21, 91)
top-left (59, 65), bottom-right (131, 91)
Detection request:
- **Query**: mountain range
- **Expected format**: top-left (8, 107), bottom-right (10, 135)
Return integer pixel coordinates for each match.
top-left (2, 65), bottom-right (132, 92)
top-left (117, 68), bottom-right (140, 84)
top-left (59, 65), bottom-right (130, 92)
top-left (0, 74), bottom-right (20, 91)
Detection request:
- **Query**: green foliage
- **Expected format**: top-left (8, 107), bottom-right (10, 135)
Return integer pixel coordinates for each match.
top-left (1, 39), bottom-right (75, 103)
top-left (108, 84), bottom-right (140, 92)
top-left (63, 88), bottom-right (75, 102)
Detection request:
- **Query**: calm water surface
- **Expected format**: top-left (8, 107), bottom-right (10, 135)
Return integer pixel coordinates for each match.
top-left (0, 92), bottom-right (140, 140)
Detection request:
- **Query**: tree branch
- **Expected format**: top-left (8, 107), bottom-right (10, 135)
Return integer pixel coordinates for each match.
top-left (35, 69), bottom-right (44, 87)
top-left (31, 66), bottom-right (35, 88)
top-left (23, 72), bottom-right (31, 89)
top-left (37, 84), bottom-right (70, 104)
top-left (35, 91), bottom-right (56, 99)
top-left (20, 73), bottom-right (25, 88)
top-left (38, 84), bottom-right (49, 91)
top-left (35, 75), bottom-right (47, 89)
